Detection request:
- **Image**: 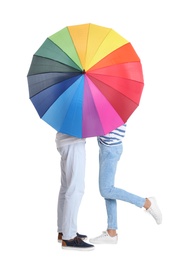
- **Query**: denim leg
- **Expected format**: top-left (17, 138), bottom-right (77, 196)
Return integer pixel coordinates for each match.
top-left (57, 142), bottom-right (85, 240)
top-left (105, 199), bottom-right (118, 230)
top-left (99, 142), bottom-right (122, 229)
top-left (98, 141), bottom-right (145, 229)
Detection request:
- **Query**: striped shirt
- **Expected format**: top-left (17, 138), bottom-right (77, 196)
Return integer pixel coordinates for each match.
top-left (98, 124), bottom-right (127, 146)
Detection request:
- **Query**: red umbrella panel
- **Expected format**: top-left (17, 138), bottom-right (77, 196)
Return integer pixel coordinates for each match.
top-left (27, 23), bottom-right (144, 138)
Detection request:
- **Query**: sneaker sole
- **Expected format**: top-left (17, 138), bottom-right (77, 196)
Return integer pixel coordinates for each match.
top-left (89, 240), bottom-right (117, 244)
top-left (62, 246), bottom-right (94, 251)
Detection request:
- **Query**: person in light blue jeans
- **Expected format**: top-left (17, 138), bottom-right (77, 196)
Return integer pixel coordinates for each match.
top-left (89, 124), bottom-right (162, 245)
top-left (56, 133), bottom-right (94, 251)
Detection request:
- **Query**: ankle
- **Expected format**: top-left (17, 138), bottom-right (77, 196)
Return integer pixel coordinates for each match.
top-left (143, 198), bottom-right (151, 210)
top-left (107, 229), bottom-right (117, 237)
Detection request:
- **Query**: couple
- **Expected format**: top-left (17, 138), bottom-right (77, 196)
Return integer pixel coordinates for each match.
top-left (56, 124), bottom-right (162, 251)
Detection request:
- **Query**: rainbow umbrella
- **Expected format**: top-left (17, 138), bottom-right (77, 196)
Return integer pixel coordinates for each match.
top-left (27, 23), bottom-right (144, 138)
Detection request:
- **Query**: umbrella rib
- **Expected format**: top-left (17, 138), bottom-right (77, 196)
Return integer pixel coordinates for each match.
top-left (28, 72), bottom-right (81, 98)
top-left (85, 25), bottom-right (111, 69)
top-left (87, 72), bottom-right (144, 86)
top-left (37, 38), bottom-right (83, 71)
top-left (86, 74), bottom-right (143, 106)
top-left (33, 55), bottom-right (82, 71)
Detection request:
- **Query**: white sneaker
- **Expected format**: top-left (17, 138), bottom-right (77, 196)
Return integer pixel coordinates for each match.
top-left (89, 231), bottom-right (118, 244)
top-left (146, 197), bottom-right (162, 224)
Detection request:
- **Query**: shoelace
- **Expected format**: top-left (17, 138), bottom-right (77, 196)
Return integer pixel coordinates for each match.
top-left (97, 231), bottom-right (109, 238)
top-left (73, 237), bottom-right (83, 245)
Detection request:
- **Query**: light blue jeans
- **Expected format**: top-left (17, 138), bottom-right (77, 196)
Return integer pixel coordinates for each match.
top-left (57, 142), bottom-right (85, 240)
top-left (98, 140), bottom-right (145, 230)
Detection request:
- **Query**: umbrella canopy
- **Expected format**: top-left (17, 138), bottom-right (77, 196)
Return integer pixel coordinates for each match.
top-left (27, 23), bottom-right (144, 138)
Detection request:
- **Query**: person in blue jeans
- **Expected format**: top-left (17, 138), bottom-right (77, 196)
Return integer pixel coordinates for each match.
top-left (56, 132), bottom-right (94, 251)
top-left (89, 124), bottom-right (162, 244)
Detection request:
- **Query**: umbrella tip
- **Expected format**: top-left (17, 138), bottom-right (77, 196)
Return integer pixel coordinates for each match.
top-left (82, 69), bottom-right (85, 74)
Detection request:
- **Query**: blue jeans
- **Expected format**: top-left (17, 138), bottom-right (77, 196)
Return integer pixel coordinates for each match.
top-left (57, 142), bottom-right (85, 240)
top-left (98, 140), bottom-right (145, 230)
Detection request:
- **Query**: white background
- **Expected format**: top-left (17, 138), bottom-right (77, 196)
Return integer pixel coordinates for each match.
top-left (1, 0), bottom-right (185, 259)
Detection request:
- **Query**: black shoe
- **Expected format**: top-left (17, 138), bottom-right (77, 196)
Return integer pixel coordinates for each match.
top-left (76, 232), bottom-right (88, 240)
top-left (62, 236), bottom-right (94, 251)
top-left (58, 232), bottom-right (87, 242)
